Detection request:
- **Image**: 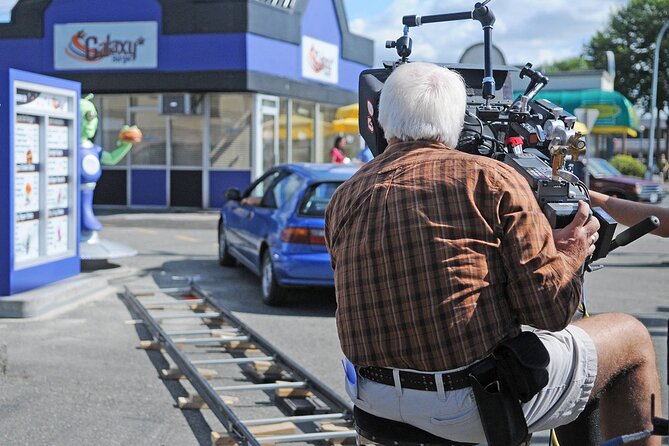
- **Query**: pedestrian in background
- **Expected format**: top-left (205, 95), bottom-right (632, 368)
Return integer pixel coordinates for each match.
top-left (331, 136), bottom-right (349, 164)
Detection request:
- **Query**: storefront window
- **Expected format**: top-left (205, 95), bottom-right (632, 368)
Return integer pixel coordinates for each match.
top-left (292, 100), bottom-right (314, 163)
top-left (130, 94), bottom-right (159, 107)
top-left (319, 105), bottom-right (338, 162)
top-left (171, 114), bottom-right (202, 166)
top-left (210, 93), bottom-right (252, 169)
top-left (130, 111), bottom-right (167, 165)
top-left (96, 95), bottom-right (129, 166)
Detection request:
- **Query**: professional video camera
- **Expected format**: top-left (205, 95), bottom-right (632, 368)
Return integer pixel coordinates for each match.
top-left (358, 0), bottom-right (660, 263)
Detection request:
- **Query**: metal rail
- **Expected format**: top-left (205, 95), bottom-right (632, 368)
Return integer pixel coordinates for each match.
top-left (123, 283), bottom-right (356, 446)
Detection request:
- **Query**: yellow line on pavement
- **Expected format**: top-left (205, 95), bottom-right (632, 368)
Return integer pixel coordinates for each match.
top-left (133, 228), bottom-right (158, 235)
top-left (175, 234), bottom-right (200, 242)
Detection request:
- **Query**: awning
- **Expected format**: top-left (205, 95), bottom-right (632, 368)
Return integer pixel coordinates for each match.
top-left (531, 89), bottom-right (639, 137)
top-left (335, 103), bottom-right (359, 120)
top-left (333, 103), bottom-right (360, 134)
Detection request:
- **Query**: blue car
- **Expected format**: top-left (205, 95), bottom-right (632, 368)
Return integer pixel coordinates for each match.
top-left (218, 163), bottom-right (359, 305)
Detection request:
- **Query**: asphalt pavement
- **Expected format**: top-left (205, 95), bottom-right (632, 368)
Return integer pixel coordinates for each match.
top-left (0, 193), bottom-right (667, 445)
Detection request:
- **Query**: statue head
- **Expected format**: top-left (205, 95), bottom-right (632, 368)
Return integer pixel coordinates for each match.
top-left (80, 93), bottom-right (98, 142)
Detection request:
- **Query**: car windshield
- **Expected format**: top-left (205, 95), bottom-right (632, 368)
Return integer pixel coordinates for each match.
top-left (588, 158), bottom-right (622, 177)
top-left (299, 182), bottom-right (343, 217)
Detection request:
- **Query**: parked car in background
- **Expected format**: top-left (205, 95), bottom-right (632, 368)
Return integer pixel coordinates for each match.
top-left (573, 157), bottom-right (664, 203)
top-left (218, 163), bottom-right (359, 305)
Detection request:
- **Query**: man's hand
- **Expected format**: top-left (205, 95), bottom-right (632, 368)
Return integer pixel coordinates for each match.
top-left (552, 201), bottom-right (601, 266)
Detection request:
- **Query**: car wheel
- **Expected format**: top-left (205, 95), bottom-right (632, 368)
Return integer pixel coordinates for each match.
top-left (218, 222), bottom-right (236, 267)
top-left (261, 251), bottom-right (285, 306)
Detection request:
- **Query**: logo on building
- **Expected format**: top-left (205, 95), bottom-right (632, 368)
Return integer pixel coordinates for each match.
top-left (66, 30), bottom-right (145, 64)
top-left (301, 36), bottom-right (339, 85)
top-left (54, 21), bottom-right (158, 70)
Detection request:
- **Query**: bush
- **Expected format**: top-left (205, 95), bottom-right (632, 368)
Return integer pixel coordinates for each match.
top-left (609, 154), bottom-right (646, 178)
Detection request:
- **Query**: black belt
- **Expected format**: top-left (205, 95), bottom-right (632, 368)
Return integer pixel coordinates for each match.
top-left (358, 366), bottom-right (471, 392)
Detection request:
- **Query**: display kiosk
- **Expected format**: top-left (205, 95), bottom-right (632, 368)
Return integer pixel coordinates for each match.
top-left (0, 69), bottom-right (80, 295)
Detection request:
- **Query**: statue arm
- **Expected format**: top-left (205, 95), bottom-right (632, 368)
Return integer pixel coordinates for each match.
top-left (101, 140), bottom-right (133, 165)
top-left (100, 125), bottom-right (141, 165)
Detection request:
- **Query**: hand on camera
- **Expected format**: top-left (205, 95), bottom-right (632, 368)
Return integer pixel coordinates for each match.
top-left (552, 201), bottom-right (601, 266)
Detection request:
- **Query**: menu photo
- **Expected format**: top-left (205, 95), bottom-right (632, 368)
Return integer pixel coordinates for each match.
top-left (14, 218), bottom-right (40, 263)
top-left (48, 181), bottom-right (69, 209)
top-left (15, 114), bottom-right (40, 166)
top-left (47, 214), bottom-right (69, 255)
top-left (14, 172), bottom-right (40, 214)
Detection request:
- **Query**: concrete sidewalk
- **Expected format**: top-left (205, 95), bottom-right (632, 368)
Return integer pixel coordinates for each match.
top-left (0, 267), bottom-right (211, 446)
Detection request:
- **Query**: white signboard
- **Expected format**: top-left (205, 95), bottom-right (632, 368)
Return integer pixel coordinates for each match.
top-left (54, 21), bottom-right (158, 70)
top-left (12, 79), bottom-right (76, 270)
top-left (301, 36), bottom-right (339, 85)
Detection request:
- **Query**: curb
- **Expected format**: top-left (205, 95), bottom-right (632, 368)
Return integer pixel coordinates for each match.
top-left (0, 274), bottom-right (109, 318)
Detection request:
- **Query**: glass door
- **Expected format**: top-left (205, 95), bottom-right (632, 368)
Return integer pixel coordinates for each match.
top-left (254, 95), bottom-right (280, 179)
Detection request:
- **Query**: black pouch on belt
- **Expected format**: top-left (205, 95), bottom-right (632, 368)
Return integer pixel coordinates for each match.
top-left (493, 331), bottom-right (550, 403)
top-left (468, 332), bottom-right (549, 446)
top-left (469, 357), bottom-right (529, 446)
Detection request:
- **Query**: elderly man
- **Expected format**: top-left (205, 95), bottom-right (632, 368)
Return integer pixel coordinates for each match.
top-left (325, 62), bottom-right (661, 445)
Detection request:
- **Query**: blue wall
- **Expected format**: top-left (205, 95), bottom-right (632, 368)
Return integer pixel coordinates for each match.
top-left (209, 170), bottom-right (252, 209)
top-left (131, 169), bottom-right (166, 206)
top-left (0, 0), bottom-right (367, 93)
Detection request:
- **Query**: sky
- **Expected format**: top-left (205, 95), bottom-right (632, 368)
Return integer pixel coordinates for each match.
top-left (0, 0), bottom-right (628, 67)
top-left (0, 0), bottom-right (16, 22)
top-left (342, 0), bottom-right (630, 67)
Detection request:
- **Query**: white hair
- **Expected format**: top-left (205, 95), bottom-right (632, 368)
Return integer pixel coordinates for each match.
top-left (378, 62), bottom-right (466, 148)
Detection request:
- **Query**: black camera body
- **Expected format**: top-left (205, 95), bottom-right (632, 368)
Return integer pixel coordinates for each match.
top-left (359, 63), bottom-right (515, 157)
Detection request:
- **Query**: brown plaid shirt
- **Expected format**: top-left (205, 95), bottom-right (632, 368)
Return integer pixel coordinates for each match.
top-left (325, 140), bottom-right (582, 371)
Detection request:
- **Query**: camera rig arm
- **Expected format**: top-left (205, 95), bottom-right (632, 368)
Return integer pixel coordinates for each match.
top-left (400, 1), bottom-right (496, 104)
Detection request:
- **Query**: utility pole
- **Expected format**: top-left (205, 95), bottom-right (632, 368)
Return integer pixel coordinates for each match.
top-left (647, 20), bottom-right (669, 179)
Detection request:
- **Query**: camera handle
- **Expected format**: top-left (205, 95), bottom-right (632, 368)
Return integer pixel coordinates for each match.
top-left (607, 215), bottom-right (660, 253)
top-left (401, 1), bottom-right (496, 105)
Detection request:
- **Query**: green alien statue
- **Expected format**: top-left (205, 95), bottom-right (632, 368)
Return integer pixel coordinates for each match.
top-left (79, 93), bottom-right (141, 240)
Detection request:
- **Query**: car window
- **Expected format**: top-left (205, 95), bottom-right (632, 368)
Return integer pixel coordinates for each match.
top-left (242, 171), bottom-right (282, 207)
top-left (299, 182), bottom-right (342, 217)
top-left (588, 159), bottom-right (621, 177)
top-left (271, 173), bottom-right (303, 209)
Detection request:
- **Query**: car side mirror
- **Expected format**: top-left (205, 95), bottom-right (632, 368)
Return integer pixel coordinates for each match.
top-left (224, 188), bottom-right (241, 201)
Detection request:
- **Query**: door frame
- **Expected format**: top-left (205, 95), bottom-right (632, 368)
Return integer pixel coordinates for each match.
top-left (253, 94), bottom-right (280, 180)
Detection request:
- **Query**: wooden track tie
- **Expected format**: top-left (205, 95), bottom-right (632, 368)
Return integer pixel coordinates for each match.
top-left (211, 422), bottom-right (297, 446)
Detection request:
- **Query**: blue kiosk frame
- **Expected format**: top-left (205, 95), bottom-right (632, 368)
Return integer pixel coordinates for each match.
top-left (0, 69), bottom-right (80, 296)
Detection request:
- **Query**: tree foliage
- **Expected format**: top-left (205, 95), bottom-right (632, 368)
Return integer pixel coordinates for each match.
top-left (542, 56), bottom-right (592, 73)
top-left (585, 0), bottom-right (669, 109)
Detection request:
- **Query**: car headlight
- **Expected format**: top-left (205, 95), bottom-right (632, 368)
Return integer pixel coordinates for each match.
top-left (634, 183), bottom-right (643, 195)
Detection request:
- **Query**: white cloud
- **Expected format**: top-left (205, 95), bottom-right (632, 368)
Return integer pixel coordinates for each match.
top-left (350, 0), bottom-right (628, 67)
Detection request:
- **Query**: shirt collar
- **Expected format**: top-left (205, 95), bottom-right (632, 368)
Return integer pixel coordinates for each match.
top-left (382, 139), bottom-right (453, 156)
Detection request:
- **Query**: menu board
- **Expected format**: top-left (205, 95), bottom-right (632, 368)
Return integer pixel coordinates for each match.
top-left (12, 82), bottom-right (76, 268)
top-left (15, 88), bottom-right (71, 114)
top-left (46, 118), bottom-right (70, 255)
top-left (14, 114), bottom-right (41, 262)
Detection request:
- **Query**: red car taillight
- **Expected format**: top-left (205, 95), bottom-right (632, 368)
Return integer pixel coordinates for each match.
top-left (280, 227), bottom-right (325, 245)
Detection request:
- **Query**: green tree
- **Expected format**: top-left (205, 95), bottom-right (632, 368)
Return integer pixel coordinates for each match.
top-left (585, 0), bottom-right (669, 109)
top-left (543, 56), bottom-right (591, 73)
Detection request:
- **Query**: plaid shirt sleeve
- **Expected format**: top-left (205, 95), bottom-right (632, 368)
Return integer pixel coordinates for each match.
top-left (495, 166), bottom-right (582, 331)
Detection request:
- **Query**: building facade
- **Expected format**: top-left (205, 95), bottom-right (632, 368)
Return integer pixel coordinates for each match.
top-left (0, 0), bottom-right (373, 209)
